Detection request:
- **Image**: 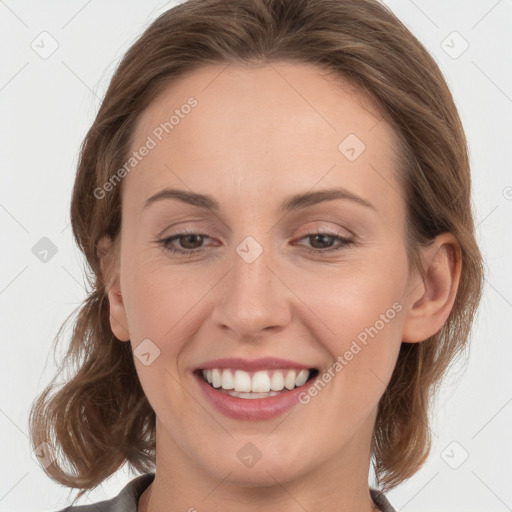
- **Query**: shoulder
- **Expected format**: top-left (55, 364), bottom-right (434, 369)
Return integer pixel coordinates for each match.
top-left (53, 473), bottom-right (155, 512)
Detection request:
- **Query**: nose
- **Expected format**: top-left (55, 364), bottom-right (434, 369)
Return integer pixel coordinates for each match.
top-left (210, 237), bottom-right (292, 341)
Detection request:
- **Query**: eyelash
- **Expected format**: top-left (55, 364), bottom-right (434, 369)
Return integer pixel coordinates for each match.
top-left (156, 228), bottom-right (354, 257)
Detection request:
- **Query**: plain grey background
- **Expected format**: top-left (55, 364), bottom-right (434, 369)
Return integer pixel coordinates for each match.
top-left (1, 0), bottom-right (511, 511)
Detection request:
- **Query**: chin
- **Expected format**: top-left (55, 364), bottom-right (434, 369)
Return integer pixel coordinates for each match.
top-left (196, 440), bottom-right (314, 488)
top-left (207, 460), bottom-right (304, 488)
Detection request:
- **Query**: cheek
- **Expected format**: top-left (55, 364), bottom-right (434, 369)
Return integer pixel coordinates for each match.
top-left (304, 246), bottom-right (407, 342)
top-left (123, 262), bottom-right (197, 342)
top-left (122, 263), bottom-right (218, 397)
top-left (298, 247), bottom-right (407, 404)
top-left (123, 268), bottom-right (199, 417)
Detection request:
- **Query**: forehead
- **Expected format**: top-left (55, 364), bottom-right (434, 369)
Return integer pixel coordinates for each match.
top-left (125, 60), bottom-right (403, 217)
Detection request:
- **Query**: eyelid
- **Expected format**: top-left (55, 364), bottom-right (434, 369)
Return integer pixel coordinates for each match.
top-left (157, 219), bottom-right (221, 238)
top-left (158, 220), bottom-right (357, 242)
top-left (296, 222), bottom-right (356, 239)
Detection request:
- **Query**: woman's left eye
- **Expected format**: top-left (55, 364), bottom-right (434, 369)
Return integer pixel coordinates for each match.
top-left (296, 232), bottom-right (354, 253)
top-left (156, 230), bottom-right (354, 256)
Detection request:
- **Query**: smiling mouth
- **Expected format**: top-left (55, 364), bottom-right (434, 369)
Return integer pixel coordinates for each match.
top-left (195, 367), bottom-right (320, 398)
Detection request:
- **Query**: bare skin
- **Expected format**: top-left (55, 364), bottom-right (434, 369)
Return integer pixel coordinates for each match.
top-left (100, 61), bottom-right (461, 512)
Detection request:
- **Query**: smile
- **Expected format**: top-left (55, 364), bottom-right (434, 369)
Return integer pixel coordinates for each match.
top-left (201, 368), bottom-right (317, 396)
top-left (194, 367), bottom-right (320, 420)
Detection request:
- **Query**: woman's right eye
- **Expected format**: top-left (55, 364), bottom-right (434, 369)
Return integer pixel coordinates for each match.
top-left (157, 232), bottom-right (213, 255)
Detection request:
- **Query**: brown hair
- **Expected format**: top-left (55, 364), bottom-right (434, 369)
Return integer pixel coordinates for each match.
top-left (29, 0), bottom-right (484, 500)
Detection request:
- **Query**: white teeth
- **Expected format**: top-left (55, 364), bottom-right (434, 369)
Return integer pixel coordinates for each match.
top-left (201, 368), bottom-right (312, 393)
top-left (252, 371), bottom-right (271, 392)
top-left (295, 369), bottom-right (309, 387)
top-left (233, 370), bottom-right (252, 392)
top-left (212, 369), bottom-right (222, 388)
top-left (224, 390), bottom-right (283, 399)
top-left (221, 369), bottom-right (234, 390)
top-left (284, 370), bottom-right (296, 390)
top-left (270, 371), bottom-right (285, 391)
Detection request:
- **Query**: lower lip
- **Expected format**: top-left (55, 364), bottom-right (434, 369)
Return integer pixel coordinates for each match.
top-left (194, 372), bottom-right (317, 421)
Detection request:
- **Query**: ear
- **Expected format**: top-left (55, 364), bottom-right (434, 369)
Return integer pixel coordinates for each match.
top-left (98, 236), bottom-right (130, 342)
top-left (402, 232), bottom-right (462, 343)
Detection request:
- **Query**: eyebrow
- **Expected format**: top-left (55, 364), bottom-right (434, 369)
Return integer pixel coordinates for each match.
top-left (143, 186), bottom-right (376, 213)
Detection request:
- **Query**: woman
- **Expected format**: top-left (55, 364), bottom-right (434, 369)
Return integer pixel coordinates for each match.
top-left (29, 0), bottom-right (483, 511)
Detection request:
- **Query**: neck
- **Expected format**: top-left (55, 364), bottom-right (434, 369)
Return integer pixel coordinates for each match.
top-left (138, 416), bottom-right (380, 512)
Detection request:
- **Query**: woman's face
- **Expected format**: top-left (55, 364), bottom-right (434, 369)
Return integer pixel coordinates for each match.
top-left (107, 61), bottom-right (427, 486)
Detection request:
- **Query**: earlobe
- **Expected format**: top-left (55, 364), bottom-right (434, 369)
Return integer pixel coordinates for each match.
top-left (98, 236), bottom-right (130, 342)
top-left (402, 233), bottom-right (462, 343)
top-left (106, 283), bottom-right (131, 342)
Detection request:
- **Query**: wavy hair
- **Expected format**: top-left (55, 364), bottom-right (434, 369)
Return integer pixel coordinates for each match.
top-left (29, 0), bottom-right (484, 501)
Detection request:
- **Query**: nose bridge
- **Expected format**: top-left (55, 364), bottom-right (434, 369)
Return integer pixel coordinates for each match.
top-left (232, 234), bottom-right (270, 295)
top-left (212, 233), bottom-right (291, 338)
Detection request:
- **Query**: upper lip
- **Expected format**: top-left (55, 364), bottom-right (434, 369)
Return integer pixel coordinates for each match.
top-left (196, 357), bottom-right (316, 372)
